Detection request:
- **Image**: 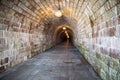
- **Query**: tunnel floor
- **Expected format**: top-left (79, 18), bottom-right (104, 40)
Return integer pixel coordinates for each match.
top-left (0, 41), bottom-right (101, 80)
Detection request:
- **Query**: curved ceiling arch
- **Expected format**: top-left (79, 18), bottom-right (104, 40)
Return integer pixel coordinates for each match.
top-left (52, 24), bottom-right (74, 41)
top-left (57, 28), bottom-right (73, 39)
top-left (1, 0), bottom-right (97, 33)
top-left (3, 0), bottom-right (94, 23)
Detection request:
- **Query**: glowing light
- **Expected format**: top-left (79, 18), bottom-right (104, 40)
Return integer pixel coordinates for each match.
top-left (65, 31), bottom-right (69, 39)
top-left (63, 27), bottom-right (66, 30)
top-left (55, 10), bottom-right (62, 17)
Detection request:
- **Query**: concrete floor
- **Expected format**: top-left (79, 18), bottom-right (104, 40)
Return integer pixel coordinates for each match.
top-left (0, 41), bottom-right (101, 80)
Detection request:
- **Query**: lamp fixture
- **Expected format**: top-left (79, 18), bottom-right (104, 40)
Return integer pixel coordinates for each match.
top-left (54, 0), bottom-right (62, 17)
top-left (55, 10), bottom-right (62, 17)
top-left (63, 27), bottom-right (66, 30)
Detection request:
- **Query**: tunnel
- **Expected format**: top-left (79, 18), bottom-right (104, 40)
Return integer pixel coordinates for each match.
top-left (54, 25), bottom-right (74, 43)
top-left (0, 0), bottom-right (120, 80)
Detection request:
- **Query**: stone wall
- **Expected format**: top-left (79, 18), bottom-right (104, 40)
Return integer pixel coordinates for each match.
top-left (0, 0), bottom-right (120, 80)
top-left (74, 1), bottom-right (120, 80)
top-left (0, 1), bottom-right (55, 73)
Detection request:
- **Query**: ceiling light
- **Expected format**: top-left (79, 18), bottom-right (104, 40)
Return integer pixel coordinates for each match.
top-left (63, 27), bottom-right (66, 30)
top-left (55, 10), bottom-right (62, 17)
top-left (65, 31), bottom-right (69, 39)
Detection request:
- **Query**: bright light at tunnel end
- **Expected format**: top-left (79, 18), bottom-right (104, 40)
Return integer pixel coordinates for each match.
top-left (55, 10), bottom-right (62, 17)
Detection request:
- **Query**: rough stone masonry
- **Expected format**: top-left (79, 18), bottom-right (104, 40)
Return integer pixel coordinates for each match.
top-left (0, 0), bottom-right (120, 80)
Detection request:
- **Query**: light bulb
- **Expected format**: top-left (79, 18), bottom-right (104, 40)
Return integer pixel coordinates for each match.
top-left (55, 10), bottom-right (62, 17)
top-left (63, 27), bottom-right (66, 30)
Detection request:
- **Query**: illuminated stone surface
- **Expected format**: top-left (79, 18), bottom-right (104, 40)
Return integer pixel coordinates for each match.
top-left (0, 0), bottom-right (120, 80)
top-left (0, 42), bottom-right (101, 80)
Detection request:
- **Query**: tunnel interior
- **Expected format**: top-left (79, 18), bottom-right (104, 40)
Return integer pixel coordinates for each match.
top-left (0, 0), bottom-right (120, 80)
top-left (59, 31), bottom-right (73, 42)
top-left (55, 25), bottom-right (74, 43)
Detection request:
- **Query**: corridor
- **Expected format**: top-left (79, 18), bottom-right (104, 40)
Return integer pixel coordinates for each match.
top-left (0, 0), bottom-right (120, 80)
top-left (0, 41), bottom-right (101, 80)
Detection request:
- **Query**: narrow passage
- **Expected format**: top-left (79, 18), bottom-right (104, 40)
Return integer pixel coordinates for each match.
top-left (0, 40), bottom-right (101, 80)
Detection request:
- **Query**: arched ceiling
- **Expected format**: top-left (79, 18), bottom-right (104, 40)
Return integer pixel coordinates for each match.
top-left (1, 0), bottom-right (93, 25)
top-left (1, 0), bottom-right (117, 35)
top-left (52, 24), bottom-right (74, 40)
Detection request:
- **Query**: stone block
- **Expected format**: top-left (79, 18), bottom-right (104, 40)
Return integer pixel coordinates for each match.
top-left (109, 67), bottom-right (117, 80)
top-left (100, 69), bottom-right (107, 80)
top-left (96, 52), bottom-right (101, 59)
top-left (0, 30), bottom-right (3, 37)
top-left (108, 27), bottom-right (116, 37)
top-left (117, 15), bottom-right (120, 24)
top-left (100, 47), bottom-right (109, 55)
top-left (118, 73), bottom-right (120, 80)
top-left (4, 57), bottom-right (9, 63)
top-left (116, 25), bottom-right (120, 37)
top-left (1, 59), bottom-right (5, 65)
top-left (4, 19), bottom-right (10, 25)
top-left (0, 24), bottom-right (8, 30)
top-left (0, 38), bottom-right (7, 51)
top-left (109, 8), bottom-right (117, 19)
top-left (96, 59), bottom-right (102, 69)
top-left (113, 16), bottom-right (118, 26)
top-left (0, 18), bottom-right (4, 24)
top-left (101, 61), bottom-right (109, 73)
top-left (84, 51), bottom-right (89, 61)
top-left (117, 4), bottom-right (120, 15)
top-left (109, 0), bottom-right (117, 8)
top-left (110, 48), bottom-right (120, 59)
top-left (110, 57), bottom-right (119, 71)
top-left (0, 66), bottom-right (5, 73)
top-left (24, 56), bottom-right (27, 61)
top-left (0, 57), bottom-right (9, 65)
top-left (102, 54), bottom-right (110, 65)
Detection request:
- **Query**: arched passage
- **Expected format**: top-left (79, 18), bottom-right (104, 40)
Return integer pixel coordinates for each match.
top-left (57, 30), bottom-right (73, 42)
top-left (0, 0), bottom-right (120, 80)
top-left (51, 24), bottom-right (74, 44)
